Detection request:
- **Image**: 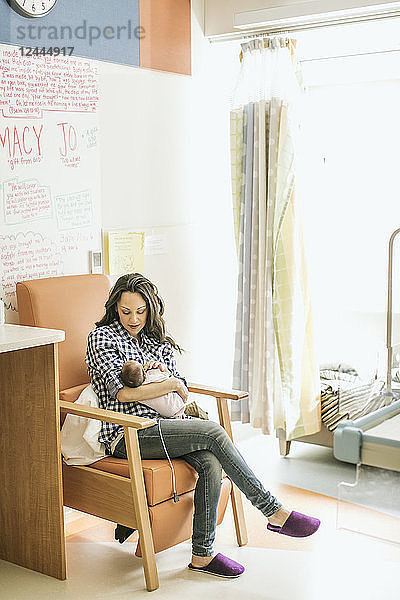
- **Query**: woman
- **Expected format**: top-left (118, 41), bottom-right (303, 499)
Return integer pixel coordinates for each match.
top-left (86, 273), bottom-right (320, 578)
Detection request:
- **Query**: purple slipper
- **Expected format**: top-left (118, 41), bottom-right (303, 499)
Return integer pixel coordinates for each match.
top-left (188, 553), bottom-right (245, 578)
top-left (267, 511), bottom-right (320, 538)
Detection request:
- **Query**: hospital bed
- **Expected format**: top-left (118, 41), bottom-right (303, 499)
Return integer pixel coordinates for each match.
top-left (334, 399), bottom-right (400, 472)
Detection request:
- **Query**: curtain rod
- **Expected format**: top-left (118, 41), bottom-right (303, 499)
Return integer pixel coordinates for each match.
top-left (207, 11), bottom-right (400, 44)
top-left (208, 18), bottom-right (400, 64)
top-left (234, 35), bottom-right (400, 64)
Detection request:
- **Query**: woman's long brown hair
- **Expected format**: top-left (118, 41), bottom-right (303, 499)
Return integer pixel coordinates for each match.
top-left (96, 273), bottom-right (182, 352)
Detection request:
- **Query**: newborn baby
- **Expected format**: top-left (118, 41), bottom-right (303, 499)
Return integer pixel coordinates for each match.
top-left (120, 360), bottom-right (186, 418)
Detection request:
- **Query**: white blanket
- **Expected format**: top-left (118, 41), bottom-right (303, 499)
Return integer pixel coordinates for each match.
top-left (61, 384), bottom-right (107, 465)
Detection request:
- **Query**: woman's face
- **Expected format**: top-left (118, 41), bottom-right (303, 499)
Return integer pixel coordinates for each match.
top-left (116, 291), bottom-right (148, 338)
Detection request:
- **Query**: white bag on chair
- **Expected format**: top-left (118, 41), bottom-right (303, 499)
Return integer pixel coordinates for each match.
top-left (61, 384), bottom-right (107, 465)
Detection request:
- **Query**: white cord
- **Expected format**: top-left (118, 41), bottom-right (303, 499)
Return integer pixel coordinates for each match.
top-left (158, 419), bottom-right (179, 502)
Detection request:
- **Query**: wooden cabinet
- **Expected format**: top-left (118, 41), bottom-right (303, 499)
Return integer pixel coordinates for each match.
top-left (0, 325), bottom-right (66, 579)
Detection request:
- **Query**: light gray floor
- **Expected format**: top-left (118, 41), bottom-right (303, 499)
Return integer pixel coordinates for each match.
top-left (232, 423), bottom-right (400, 517)
top-left (1, 422), bottom-right (399, 599)
top-left (233, 422), bottom-right (356, 495)
top-left (1, 540), bottom-right (399, 600)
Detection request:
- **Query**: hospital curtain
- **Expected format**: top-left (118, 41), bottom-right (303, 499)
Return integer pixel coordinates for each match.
top-left (231, 37), bottom-right (321, 439)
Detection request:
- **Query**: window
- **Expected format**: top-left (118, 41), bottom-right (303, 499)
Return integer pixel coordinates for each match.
top-left (296, 18), bottom-right (400, 376)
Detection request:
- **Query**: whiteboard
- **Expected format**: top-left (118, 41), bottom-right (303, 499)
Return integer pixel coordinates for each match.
top-left (0, 44), bottom-right (102, 321)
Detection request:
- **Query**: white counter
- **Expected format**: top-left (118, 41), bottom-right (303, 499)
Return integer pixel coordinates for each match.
top-left (0, 324), bottom-right (65, 353)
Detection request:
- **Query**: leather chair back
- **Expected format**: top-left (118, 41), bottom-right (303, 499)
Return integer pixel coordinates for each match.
top-left (16, 275), bottom-right (110, 391)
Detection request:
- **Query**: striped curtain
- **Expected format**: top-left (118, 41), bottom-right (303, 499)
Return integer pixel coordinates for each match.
top-left (231, 37), bottom-right (321, 439)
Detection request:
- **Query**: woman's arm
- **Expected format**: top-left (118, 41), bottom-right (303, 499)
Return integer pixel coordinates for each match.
top-left (117, 377), bottom-right (188, 403)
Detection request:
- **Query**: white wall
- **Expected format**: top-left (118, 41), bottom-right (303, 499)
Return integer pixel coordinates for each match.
top-left (98, 1), bottom-right (238, 390)
top-left (98, 1), bottom-right (400, 392)
top-left (205, 0), bottom-right (400, 37)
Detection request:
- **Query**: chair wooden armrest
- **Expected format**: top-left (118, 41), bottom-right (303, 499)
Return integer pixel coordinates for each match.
top-left (187, 382), bottom-right (248, 401)
top-left (59, 400), bottom-right (156, 430)
top-left (186, 382), bottom-right (248, 436)
top-left (186, 381), bottom-right (248, 434)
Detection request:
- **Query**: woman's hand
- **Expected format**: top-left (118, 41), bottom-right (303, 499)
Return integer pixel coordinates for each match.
top-left (169, 377), bottom-right (189, 403)
top-left (143, 360), bottom-right (169, 373)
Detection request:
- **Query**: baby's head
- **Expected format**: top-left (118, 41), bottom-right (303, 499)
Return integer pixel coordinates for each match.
top-left (121, 360), bottom-right (145, 388)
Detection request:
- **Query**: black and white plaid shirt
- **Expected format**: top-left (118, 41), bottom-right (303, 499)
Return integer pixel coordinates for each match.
top-left (85, 320), bottom-right (186, 452)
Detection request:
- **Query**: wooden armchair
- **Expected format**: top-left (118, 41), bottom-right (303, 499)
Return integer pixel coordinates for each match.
top-left (16, 274), bottom-right (248, 592)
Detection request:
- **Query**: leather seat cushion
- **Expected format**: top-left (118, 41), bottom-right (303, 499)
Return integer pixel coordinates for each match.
top-left (90, 457), bottom-right (198, 507)
top-left (60, 384), bottom-right (88, 403)
top-left (59, 384), bottom-right (199, 506)
top-left (135, 477), bottom-right (232, 556)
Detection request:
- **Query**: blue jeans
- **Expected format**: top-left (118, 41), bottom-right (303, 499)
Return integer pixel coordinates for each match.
top-left (113, 419), bottom-right (282, 557)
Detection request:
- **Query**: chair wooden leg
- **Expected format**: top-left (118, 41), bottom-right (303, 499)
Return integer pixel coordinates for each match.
top-left (216, 397), bottom-right (249, 546)
top-left (124, 427), bottom-right (159, 592)
top-left (230, 483), bottom-right (249, 546)
top-left (279, 439), bottom-right (291, 457)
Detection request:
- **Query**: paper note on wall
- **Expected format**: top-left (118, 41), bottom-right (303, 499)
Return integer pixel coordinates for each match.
top-left (105, 231), bottom-right (145, 275)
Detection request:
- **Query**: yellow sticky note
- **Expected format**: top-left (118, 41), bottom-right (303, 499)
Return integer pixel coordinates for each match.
top-left (105, 231), bottom-right (145, 275)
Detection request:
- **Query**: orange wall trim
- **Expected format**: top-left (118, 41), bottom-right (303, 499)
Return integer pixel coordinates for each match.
top-left (139, 0), bottom-right (191, 76)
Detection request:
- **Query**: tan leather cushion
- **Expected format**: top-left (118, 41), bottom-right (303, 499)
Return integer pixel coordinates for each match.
top-left (138, 490), bottom-right (195, 556)
top-left (90, 457), bottom-right (198, 506)
top-left (60, 384), bottom-right (88, 403)
top-left (60, 383), bottom-right (199, 505)
top-left (16, 274), bottom-right (109, 391)
top-left (135, 477), bottom-right (232, 556)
